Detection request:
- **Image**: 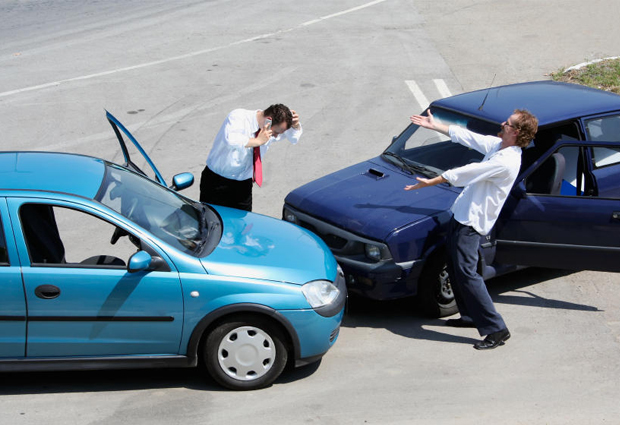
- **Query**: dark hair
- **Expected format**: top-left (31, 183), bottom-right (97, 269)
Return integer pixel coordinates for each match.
top-left (513, 109), bottom-right (538, 148)
top-left (264, 104), bottom-right (293, 129)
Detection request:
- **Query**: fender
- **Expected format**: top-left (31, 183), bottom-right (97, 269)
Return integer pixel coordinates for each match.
top-left (185, 303), bottom-right (301, 365)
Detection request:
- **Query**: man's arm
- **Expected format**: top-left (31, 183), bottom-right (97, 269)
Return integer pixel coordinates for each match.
top-left (404, 175), bottom-right (448, 191)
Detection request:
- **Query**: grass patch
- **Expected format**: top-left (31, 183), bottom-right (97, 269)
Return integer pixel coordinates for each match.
top-left (551, 58), bottom-right (620, 94)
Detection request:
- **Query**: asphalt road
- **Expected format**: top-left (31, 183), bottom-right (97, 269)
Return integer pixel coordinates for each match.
top-left (1, 0), bottom-right (620, 424)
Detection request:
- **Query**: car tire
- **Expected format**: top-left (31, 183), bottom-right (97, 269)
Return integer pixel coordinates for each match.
top-left (203, 316), bottom-right (288, 391)
top-left (416, 255), bottom-right (458, 318)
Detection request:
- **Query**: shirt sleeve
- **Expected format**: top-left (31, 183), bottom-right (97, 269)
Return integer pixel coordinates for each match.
top-left (283, 123), bottom-right (303, 145)
top-left (442, 154), bottom-right (511, 188)
top-left (449, 125), bottom-right (500, 155)
top-left (223, 110), bottom-right (251, 148)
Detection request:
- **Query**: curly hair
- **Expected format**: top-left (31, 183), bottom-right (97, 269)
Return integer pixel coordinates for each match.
top-left (512, 109), bottom-right (538, 148)
top-left (264, 104), bottom-right (293, 129)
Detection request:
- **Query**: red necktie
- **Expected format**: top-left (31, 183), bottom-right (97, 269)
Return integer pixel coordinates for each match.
top-left (253, 130), bottom-right (263, 187)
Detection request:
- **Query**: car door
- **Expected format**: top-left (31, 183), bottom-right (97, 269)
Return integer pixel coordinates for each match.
top-left (0, 199), bottom-right (26, 358)
top-left (494, 138), bottom-right (620, 272)
top-left (8, 197), bottom-right (184, 358)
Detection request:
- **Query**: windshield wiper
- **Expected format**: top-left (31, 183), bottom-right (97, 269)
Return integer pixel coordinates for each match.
top-left (381, 152), bottom-right (438, 177)
top-left (382, 152), bottom-right (413, 174)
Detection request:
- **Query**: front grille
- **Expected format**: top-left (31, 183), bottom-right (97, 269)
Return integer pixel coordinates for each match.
top-left (299, 220), bottom-right (349, 250)
top-left (323, 234), bottom-right (348, 250)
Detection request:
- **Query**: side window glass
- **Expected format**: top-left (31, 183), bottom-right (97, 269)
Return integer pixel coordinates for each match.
top-left (592, 146), bottom-right (620, 169)
top-left (585, 115), bottom-right (620, 142)
top-left (0, 214), bottom-right (8, 265)
top-left (20, 204), bottom-right (140, 267)
top-left (525, 146), bottom-right (581, 196)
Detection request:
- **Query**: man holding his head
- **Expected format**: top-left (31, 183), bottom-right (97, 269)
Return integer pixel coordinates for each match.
top-left (200, 104), bottom-right (302, 211)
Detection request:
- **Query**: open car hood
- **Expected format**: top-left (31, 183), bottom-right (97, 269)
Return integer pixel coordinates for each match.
top-left (285, 157), bottom-right (458, 241)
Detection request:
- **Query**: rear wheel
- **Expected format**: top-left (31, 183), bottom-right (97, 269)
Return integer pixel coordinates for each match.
top-left (415, 256), bottom-right (458, 318)
top-left (203, 316), bottom-right (288, 390)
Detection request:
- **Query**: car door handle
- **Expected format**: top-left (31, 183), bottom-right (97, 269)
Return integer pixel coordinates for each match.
top-left (613, 211), bottom-right (620, 221)
top-left (34, 285), bottom-right (61, 299)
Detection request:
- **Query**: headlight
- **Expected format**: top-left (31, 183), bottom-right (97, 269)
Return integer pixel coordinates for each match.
top-left (283, 209), bottom-right (299, 224)
top-left (302, 280), bottom-right (340, 308)
top-left (365, 244), bottom-right (382, 261)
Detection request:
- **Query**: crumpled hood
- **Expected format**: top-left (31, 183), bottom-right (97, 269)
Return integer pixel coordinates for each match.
top-left (201, 206), bottom-right (338, 284)
top-left (284, 157), bottom-right (458, 241)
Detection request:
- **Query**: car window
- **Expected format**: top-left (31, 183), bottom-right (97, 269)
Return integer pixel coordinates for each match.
top-left (592, 146), bottom-right (620, 168)
top-left (525, 146), bottom-right (582, 196)
top-left (96, 163), bottom-right (208, 255)
top-left (0, 214), bottom-right (8, 265)
top-left (20, 204), bottom-right (140, 267)
top-left (585, 114), bottom-right (620, 142)
top-left (525, 144), bottom-right (620, 199)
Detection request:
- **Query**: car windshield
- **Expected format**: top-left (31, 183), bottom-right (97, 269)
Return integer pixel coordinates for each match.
top-left (383, 107), bottom-right (501, 176)
top-left (96, 163), bottom-right (219, 256)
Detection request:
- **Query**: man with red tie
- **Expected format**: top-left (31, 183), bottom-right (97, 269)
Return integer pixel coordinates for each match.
top-left (200, 104), bottom-right (302, 211)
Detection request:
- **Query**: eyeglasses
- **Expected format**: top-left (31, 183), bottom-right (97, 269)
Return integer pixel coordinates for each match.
top-left (503, 120), bottom-right (516, 129)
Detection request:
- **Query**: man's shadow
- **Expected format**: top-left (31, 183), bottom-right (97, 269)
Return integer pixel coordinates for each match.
top-left (342, 267), bottom-right (600, 345)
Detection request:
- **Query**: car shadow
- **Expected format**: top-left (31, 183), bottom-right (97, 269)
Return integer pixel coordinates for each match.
top-left (342, 267), bottom-right (601, 345)
top-left (0, 368), bottom-right (221, 395)
top-left (0, 359), bottom-right (321, 395)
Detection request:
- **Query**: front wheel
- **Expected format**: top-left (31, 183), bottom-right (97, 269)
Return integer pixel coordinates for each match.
top-left (415, 256), bottom-right (458, 318)
top-left (203, 316), bottom-right (288, 390)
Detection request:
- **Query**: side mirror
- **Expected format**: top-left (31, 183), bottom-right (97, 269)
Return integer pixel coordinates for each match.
top-left (128, 250), bottom-right (152, 273)
top-left (171, 172), bottom-right (194, 191)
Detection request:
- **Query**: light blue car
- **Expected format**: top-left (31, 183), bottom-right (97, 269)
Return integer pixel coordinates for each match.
top-left (0, 112), bottom-right (346, 390)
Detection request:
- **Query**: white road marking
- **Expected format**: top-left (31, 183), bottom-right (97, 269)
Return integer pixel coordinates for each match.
top-left (0, 0), bottom-right (389, 99)
top-left (433, 78), bottom-right (452, 98)
top-left (405, 80), bottom-right (429, 110)
top-left (406, 79), bottom-right (452, 110)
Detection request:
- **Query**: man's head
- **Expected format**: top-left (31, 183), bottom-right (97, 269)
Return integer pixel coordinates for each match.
top-left (264, 104), bottom-right (293, 136)
top-left (500, 109), bottom-right (538, 148)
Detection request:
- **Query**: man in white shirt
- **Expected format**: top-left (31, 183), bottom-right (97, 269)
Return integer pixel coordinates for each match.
top-left (200, 104), bottom-right (303, 211)
top-left (406, 109), bottom-right (538, 350)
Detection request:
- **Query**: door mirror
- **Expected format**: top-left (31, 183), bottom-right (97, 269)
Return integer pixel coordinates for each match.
top-left (128, 250), bottom-right (152, 273)
top-left (171, 172), bottom-right (194, 191)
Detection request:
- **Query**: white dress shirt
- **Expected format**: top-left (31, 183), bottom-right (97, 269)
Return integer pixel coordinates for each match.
top-left (206, 108), bottom-right (303, 181)
top-left (441, 126), bottom-right (522, 235)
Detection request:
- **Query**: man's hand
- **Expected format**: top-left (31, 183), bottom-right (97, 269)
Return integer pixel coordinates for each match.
top-left (247, 123), bottom-right (273, 147)
top-left (410, 110), bottom-right (449, 136)
top-left (404, 175), bottom-right (447, 191)
top-left (291, 109), bottom-right (301, 130)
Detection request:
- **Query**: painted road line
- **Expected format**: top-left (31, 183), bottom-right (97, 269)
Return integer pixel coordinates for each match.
top-left (0, 0), bottom-right (389, 99)
top-left (405, 80), bottom-right (429, 111)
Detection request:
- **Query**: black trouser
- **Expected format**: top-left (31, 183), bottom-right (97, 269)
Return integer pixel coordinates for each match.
top-left (446, 217), bottom-right (506, 336)
top-left (199, 166), bottom-right (253, 211)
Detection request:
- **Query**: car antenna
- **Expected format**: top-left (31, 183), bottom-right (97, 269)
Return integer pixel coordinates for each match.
top-left (477, 73), bottom-right (497, 111)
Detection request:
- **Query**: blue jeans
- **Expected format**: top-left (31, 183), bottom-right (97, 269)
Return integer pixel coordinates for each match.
top-left (446, 217), bottom-right (506, 336)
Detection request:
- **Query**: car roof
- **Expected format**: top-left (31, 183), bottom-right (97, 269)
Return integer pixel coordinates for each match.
top-left (0, 152), bottom-right (105, 199)
top-left (432, 80), bottom-right (620, 127)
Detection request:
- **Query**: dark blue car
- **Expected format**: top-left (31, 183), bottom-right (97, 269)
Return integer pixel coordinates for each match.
top-left (283, 81), bottom-right (620, 317)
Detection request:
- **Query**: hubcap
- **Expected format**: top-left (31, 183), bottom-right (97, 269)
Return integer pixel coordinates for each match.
top-left (217, 326), bottom-right (276, 381)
